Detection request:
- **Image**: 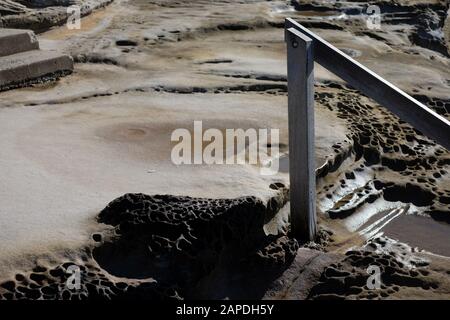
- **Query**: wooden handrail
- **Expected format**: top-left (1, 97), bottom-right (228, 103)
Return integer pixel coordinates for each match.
top-left (286, 18), bottom-right (450, 150)
top-left (285, 18), bottom-right (450, 241)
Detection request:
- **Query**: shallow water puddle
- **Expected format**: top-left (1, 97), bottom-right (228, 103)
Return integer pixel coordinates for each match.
top-left (383, 214), bottom-right (450, 257)
top-left (338, 198), bottom-right (450, 257)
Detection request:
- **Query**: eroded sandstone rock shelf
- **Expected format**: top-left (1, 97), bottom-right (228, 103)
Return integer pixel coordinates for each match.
top-left (0, 0), bottom-right (449, 300)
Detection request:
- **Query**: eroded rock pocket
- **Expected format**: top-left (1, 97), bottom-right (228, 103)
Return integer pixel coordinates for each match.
top-left (0, 190), bottom-right (298, 300)
top-left (92, 192), bottom-right (298, 299)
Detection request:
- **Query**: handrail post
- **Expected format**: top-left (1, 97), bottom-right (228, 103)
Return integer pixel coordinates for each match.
top-left (286, 18), bottom-right (450, 151)
top-left (285, 27), bottom-right (317, 242)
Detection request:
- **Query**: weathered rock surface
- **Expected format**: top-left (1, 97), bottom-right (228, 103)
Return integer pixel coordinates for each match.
top-left (0, 0), bottom-right (28, 15)
top-left (0, 0), bottom-right (449, 300)
top-left (309, 237), bottom-right (450, 300)
top-left (0, 191), bottom-right (302, 300)
top-left (0, 0), bottom-right (113, 31)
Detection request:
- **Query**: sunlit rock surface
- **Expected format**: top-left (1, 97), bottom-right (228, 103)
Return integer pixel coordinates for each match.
top-left (0, 0), bottom-right (449, 299)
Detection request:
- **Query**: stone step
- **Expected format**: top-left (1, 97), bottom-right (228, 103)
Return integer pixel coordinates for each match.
top-left (0, 49), bottom-right (73, 90)
top-left (0, 28), bottom-right (39, 57)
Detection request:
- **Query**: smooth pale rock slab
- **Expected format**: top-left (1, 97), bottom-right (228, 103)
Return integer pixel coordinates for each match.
top-left (0, 89), bottom-right (349, 275)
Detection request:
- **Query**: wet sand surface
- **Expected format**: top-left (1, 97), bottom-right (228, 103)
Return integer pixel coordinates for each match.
top-left (0, 0), bottom-right (449, 300)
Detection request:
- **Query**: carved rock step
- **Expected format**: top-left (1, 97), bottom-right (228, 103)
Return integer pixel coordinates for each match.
top-left (0, 49), bottom-right (73, 90)
top-left (0, 28), bottom-right (39, 57)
